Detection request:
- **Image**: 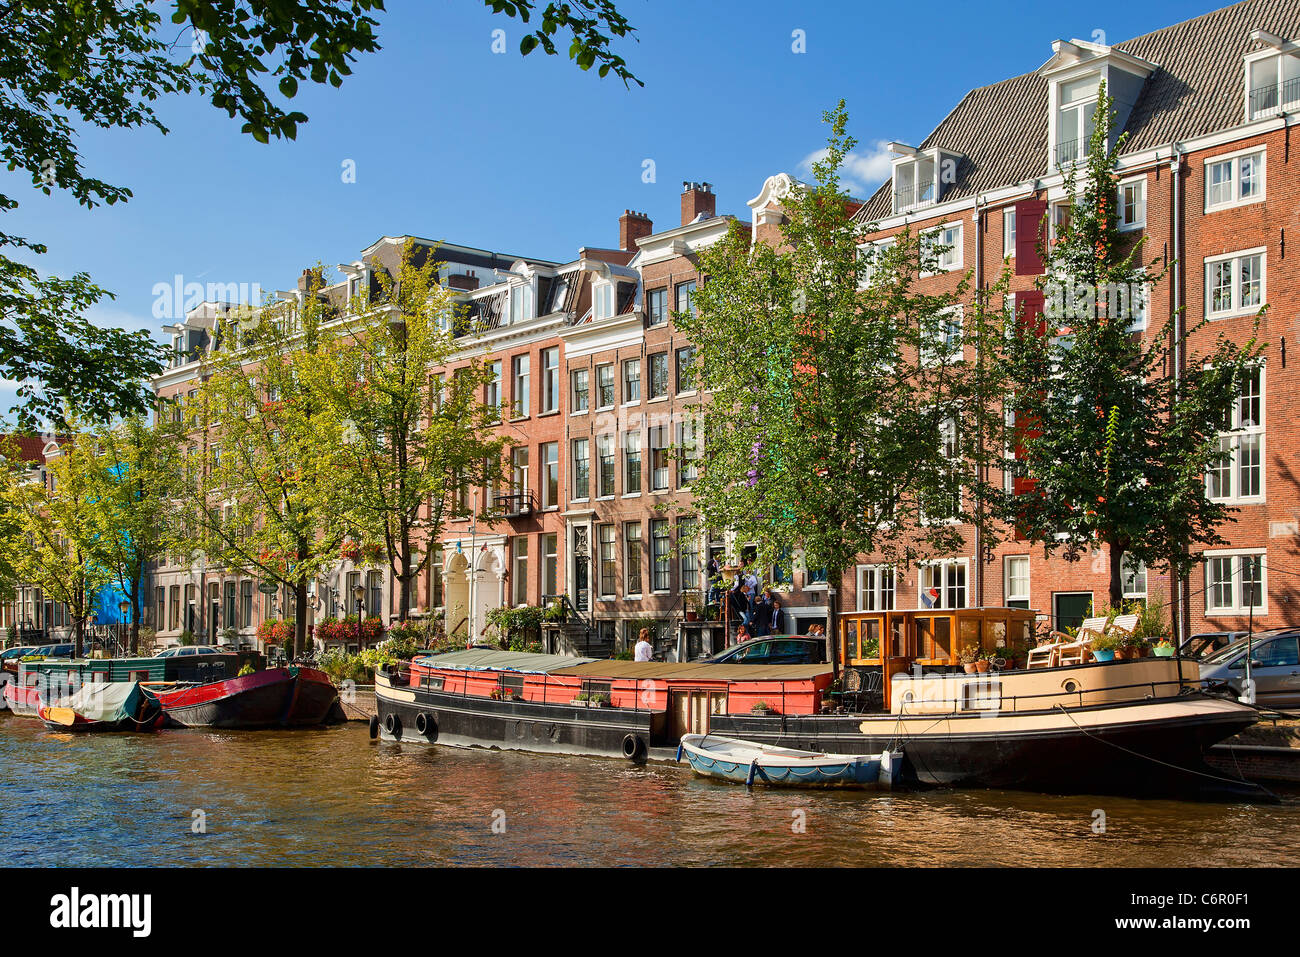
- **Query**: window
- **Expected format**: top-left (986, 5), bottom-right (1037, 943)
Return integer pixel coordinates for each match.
top-left (169, 586), bottom-right (180, 631)
top-left (1055, 73), bottom-right (1098, 166)
top-left (647, 287), bottom-right (668, 326)
top-left (595, 282), bottom-right (615, 319)
top-left (650, 425), bottom-right (670, 491)
top-left (1205, 250), bottom-right (1263, 318)
top-left (919, 559), bottom-right (967, 609)
top-left (678, 518), bottom-right (700, 593)
top-left (1248, 53), bottom-right (1300, 119)
top-left (511, 354), bottom-right (530, 417)
top-left (540, 347), bottom-right (559, 413)
top-left (677, 418), bottom-right (699, 487)
top-left (510, 282), bottom-right (534, 323)
top-left (1049, 201), bottom-right (1071, 242)
top-left (368, 571), bottom-right (382, 618)
top-left (598, 525), bottom-right (616, 598)
top-left (623, 358), bottom-right (641, 403)
top-left (623, 429), bottom-right (642, 495)
top-left (893, 155), bottom-right (935, 212)
top-left (922, 306), bottom-right (963, 366)
top-left (675, 280), bottom-right (696, 318)
top-left (1126, 282), bottom-right (1149, 333)
top-left (431, 546), bottom-right (445, 609)
top-left (648, 353), bottom-right (669, 399)
top-left (1121, 555), bottom-right (1147, 599)
top-left (486, 360), bottom-right (503, 419)
top-left (1207, 365), bottom-right (1264, 503)
top-left (541, 533), bottom-right (558, 599)
top-left (596, 364), bottom-right (615, 408)
top-left (1003, 207), bottom-right (1016, 258)
top-left (507, 537), bottom-right (528, 606)
top-left (857, 565), bottom-right (896, 611)
top-left (625, 522), bottom-right (642, 595)
top-left (240, 580), bottom-right (253, 628)
top-left (571, 438), bottom-right (590, 500)
top-left (1118, 177), bottom-right (1145, 230)
top-left (540, 442), bottom-right (558, 509)
top-left (676, 346), bottom-right (696, 393)
top-left (155, 586), bottom-right (165, 630)
top-left (651, 520), bottom-right (671, 592)
top-left (1005, 556), bottom-right (1030, 609)
top-left (1002, 403), bottom-right (1017, 495)
top-left (1205, 150), bottom-right (1265, 211)
top-left (928, 223), bottom-right (962, 271)
top-left (597, 435), bottom-right (615, 497)
top-left (571, 368), bottom-right (589, 413)
top-left (511, 446), bottom-right (530, 500)
top-left (1205, 551), bottom-right (1266, 615)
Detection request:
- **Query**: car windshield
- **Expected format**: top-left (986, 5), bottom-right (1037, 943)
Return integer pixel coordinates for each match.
top-left (1201, 635), bottom-right (1279, 665)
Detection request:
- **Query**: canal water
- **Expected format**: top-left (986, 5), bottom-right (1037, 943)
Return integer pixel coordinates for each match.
top-left (3, 713), bottom-right (1298, 867)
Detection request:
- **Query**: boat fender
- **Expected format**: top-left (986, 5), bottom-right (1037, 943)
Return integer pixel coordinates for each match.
top-left (415, 711), bottom-right (436, 738)
top-left (675, 743), bottom-right (684, 763)
top-left (745, 760), bottom-right (759, 787)
top-left (383, 711), bottom-right (402, 740)
top-left (621, 733), bottom-right (645, 761)
top-left (368, 714), bottom-right (379, 740)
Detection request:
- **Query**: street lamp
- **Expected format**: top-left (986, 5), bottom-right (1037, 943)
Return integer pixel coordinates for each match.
top-left (353, 584), bottom-right (365, 650)
top-left (119, 599), bottom-right (130, 657)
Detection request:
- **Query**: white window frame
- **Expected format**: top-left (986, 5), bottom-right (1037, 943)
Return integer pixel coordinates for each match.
top-left (1203, 548), bottom-right (1267, 616)
top-left (1117, 175), bottom-right (1145, 231)
top-left (857, 237), bottom-right (895, 289)
top-left (540, 346), bottom-right (559, 414)
top-left (1002, 208), bottom-right (1016, 258)
top-left (1004, 555), bottom-right (1030, 606)
top-left (923, 222), bottom-right (962, 274)
top-left (1203, 147), bottom-right (1266, 212)
top-left (594, 281), bottom-right (615, 320)
top-left (892, 155), bottom-right (936, 214)
top-left (918, 558), bottom-right (969, 610)
top-left (1206, 363), bottom-right (1265, 504)
top-left (856, 564), bottom-right (896, 611)
top-left (510, 353), bottom-right (530, 418)
top-left (509, 281), bottom-right (535, 324)
top-left (1245, 51), bottom-right (1300, 121)
top-left (1121, 554), bottom-right (1147, 600)
top-left (921, 305), bottom-right (964, 368)
top-left (1204, 248), bottom-right (1265, 321)
top-left (1052, 72), bottom-right (1100, 168)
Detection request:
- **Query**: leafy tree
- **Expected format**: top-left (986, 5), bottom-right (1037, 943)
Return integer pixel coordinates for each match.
top-left (678, 102), bottom-right (1006, 670)
top-left (180, 277), bottom-right (347, 658)
top-left (306, 241), bottom-right (505, 621)
top-left (0, 433), bottom-right (113, 657)
top-left (1001, 84), bottom-right (1262, 611)
top-left (1, 1), bottom-right (637, 429)
top-left (83, 416), bottom-right (185, 655)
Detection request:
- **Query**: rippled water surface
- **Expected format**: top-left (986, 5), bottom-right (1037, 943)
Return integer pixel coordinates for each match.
top-left (3, 712), bottom-right (1298, 867)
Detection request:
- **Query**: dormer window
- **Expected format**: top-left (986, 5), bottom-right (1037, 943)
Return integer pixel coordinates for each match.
top-left (893, 153), bottom-right (935, 212)
top-left (1055, 74), bottom-right (1099, 166)
top-left (509, 281), bottom-right (534, 324)
top-left (1247, 51), bottom-right (1300, 119)
top-left (594, 281), bottom-right (615, 320)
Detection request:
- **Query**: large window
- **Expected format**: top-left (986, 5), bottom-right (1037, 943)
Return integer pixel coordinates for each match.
top-left (624, 522), bottom-right (642, 596)
top-left (571, 368), bottom-right (589, 413)
top-left (1205, 250), bottom-right (1264, 319)
top-left (1121, 555), bottom-right (1147, 600)
top-left (857, 565), bottom-right (896, 611)
top-left (540, 347), bottom-right (559, 413)
top-left (676, 346), bottom-right (696, 394)
top-left (511, 536), bottom-right (529, 606)
top-left (919, 559), bottom-right (967, 610)
top-left (1118, 177), bottom-right (1145, 230)
top-left (675, 280), bottom-right (696, 318)
top-left (598, 525), bottom-right (616, 598)
top-left (1207, 365), bottom-right (1264, 503)
top-left (486, 360), bottom-right (502, 419)
top-left (240, 580), bottom-right (253, 628)
top-left (678, 518), bottom-right (700, 593)
top-left (1004, 556), bottom-right (1030, 609)
top-left (1248, 53), bottom-right (1300, 119)
top-left (677, 418), bottom-right (699, 487)
top-left (511, 354), bottom-right (530, 417)
top-left (597, 435), bottom-right (616, 497)
top-left (893, 155), bottom-right (935, 212)
top-left (1205, 150), bottom-right (1265, 211)
top-left (623, 428), bottom-right (642, 495)
top-left (651, 520), bottom-right (671, 592)
top-left (647, 287), bottom-right (667, 326)
top-left (596, 364), bottom-right (615, 408)
top-left (623, 358), bottom-right (641, 403)
top-left (540, 442), bottom-right (558, 509)
top-left (1055, 73), bottom-right (1098, 165)
top-left (1002, 207), bottom-right (1016, 258)
top-left (571, 438), bottom-right (590, 501)
top-left (648, 353), bottom-right (669, 399)
top-left (541, 534), bottom-right (558, 599)
top-left (921, 307), bottom-right (963, 366)
top-left (928, 223), bottom-right (962, 271)
top-left (1205, 551), bottom-right (1265, 616)
top-left (511, 447), bottom-right (530, 500)
top-left (650, 425), bottom-right (670, 491)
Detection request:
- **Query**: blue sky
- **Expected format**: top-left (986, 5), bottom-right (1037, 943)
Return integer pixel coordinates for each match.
top-left (3, 0), bottom-right (1225, 350)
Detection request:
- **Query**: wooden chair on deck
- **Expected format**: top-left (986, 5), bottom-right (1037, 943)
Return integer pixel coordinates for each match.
top-left (1056, 614), bottom-right (1141, 666)
top-left (1027, 616), bottom-right (1108, 669)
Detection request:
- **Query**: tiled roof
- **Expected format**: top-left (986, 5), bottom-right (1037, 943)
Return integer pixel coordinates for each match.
top-left (0, 434), bottom-right (62, 465)
top-left (855, 0), bottom-right (1300, 222)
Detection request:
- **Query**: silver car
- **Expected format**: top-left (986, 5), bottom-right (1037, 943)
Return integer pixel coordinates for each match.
top-left (1199, 629), bottom-right (1300, 709)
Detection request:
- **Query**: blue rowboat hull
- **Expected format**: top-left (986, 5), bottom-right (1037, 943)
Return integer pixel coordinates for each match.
top-left (678, 736), bottom-right (892, 788)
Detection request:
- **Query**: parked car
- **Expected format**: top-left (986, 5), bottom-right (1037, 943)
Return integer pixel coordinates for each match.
top-left (703, 635), bottom-right (828, 665)
top-left (24, 643), bottom-right (74, 660)
top-left (1181, 630), bottom-right (1249, 660)
top-left (154, 646), bottom-right (233, 659)
top-left (1199, 629), bottom-right (1300, 709)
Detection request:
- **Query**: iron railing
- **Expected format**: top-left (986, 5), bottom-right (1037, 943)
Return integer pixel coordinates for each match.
top-left (1249, 76), bottom-right (1300, 118)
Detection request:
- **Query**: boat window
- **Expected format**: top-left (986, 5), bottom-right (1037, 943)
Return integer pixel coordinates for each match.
top-left (959, 617), bottom-right (981, 653)
top-left (962, 677), bottom-right (1001, 711)
top-left (933, 617), bottom-right (953, 659)
top-left (502, 674), bottom-right (525, 697)
top-left (916, 618), bottom-right (933, 658)
top-left (420, 674), bottom-right (445, 691)
top-left (844, 619), bottom-right (858, 657)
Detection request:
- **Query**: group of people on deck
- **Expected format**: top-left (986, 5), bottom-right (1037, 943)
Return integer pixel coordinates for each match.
top-left (728, 569), bottom-right (786, 641)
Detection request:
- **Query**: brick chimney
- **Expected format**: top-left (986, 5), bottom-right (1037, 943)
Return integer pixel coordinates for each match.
top-left (446, 273), bottom-right (480, 291)
top-left (681, 181), bottom-right (715, 226)
top-left (619, 210), bottom-right (653, 251)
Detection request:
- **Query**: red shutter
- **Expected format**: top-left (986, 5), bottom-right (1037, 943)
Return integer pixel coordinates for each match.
top-left (1009, 289), bottom-right (1044, 540)
top-left (1014, 200), bottom-right (1047, 276)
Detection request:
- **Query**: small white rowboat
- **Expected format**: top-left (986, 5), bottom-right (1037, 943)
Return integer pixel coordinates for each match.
top-left (677, 734), bottom-right (903, 789)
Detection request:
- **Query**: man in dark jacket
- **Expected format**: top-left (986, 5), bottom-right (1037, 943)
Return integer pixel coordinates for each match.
top-left (768, 598), bottom-right (786, 636)
top-left (751, 589), bottom-right (772, 638)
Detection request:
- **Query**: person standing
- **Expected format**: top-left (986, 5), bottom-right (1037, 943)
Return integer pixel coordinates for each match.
top-left (751, 589), bottom-right (772, 638)
top-left (769, 598), bottom-right (786, 636)
top-left (634, 628), bottom-right (653, 662)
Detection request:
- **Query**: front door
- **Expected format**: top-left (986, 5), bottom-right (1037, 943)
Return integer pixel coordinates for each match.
top-left (669, 690), bottom-right (728, 739)
top-left (572, 526), bottom-right (591, 613)
top-left (1053, 592), bottom-right (1093, 634)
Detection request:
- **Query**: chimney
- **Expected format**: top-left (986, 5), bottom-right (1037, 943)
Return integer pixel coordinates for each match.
top-left (681, 181), bottom-right (715, 226)
top-left (619, 209), bottom-right (653, 251)
top-left (446, 273), bottom-right (480, 291)
top-left (297, 267), bottom-right (323, 295)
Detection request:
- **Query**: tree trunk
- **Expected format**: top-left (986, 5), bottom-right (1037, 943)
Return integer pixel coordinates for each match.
top-left (399, 543), bottom-right (412, 621)
top-left (294, 579), bottom-right (309, 659)
top-left (827, 568), bottom-right (842, 680)
top-left (1107, 543), bottom-right (1125, 610)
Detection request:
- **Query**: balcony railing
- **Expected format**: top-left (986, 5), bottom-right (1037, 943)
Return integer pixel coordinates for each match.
top-left (893, 181), bottom-right (936, 212)
top-left (1249, 76), bottom-right (1300, 118)
top-left (493, 491), bottom-right (535, 518)
top-left (1053, 137), bottom-right (1085, 167)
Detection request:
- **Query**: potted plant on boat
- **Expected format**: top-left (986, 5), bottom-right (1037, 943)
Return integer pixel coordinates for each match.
top-left (751, 700), bottom-right (776, 715)
top-left (974, 651), bottom-right (992, 674)
top-left (1153, 639), bottom-right (1175, 658)
top-left (959, 643), bottom-right (980, 674)
top-left (1091, 631), bottom-right (1120, 662)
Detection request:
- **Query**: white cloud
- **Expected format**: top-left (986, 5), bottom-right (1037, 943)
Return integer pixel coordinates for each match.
top-left (798, 140), bottom-right (895, 198)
